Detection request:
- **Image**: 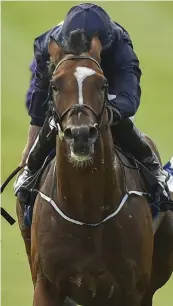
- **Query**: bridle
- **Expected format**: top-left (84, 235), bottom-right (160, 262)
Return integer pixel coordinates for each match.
top-left (48, 55), bottom-right (114, 137)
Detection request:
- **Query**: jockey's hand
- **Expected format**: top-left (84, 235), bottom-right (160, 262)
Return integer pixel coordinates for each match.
top-left (108, 103), bottom-right (122, 125)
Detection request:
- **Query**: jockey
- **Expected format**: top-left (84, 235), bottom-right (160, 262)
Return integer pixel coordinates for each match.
top-left (15, 3), bottom-right (172, 210)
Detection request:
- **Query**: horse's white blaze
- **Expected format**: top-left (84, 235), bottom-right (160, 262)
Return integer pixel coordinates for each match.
top-left (74, 67), bottom-right (96, 105)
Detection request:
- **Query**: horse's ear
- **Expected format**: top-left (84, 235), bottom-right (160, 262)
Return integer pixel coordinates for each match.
top-left (48, 36), bottom-right (63, 64)
top-left (89, 36), bottom-right (102, 63)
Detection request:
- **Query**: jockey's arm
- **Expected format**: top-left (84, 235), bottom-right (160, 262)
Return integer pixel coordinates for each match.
top-left (28, 36), bottom-right (50, 127)
top-left (19, 37), bottom-right (50, 167)
top-left (108, 32), bottom-right (142, 119)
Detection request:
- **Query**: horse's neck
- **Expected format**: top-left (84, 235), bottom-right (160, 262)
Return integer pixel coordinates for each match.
top-left (56, 131), bottom-right (123, 222)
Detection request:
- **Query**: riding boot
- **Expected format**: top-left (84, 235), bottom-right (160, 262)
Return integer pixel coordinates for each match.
top-left (14, 115), bottom-right (56, 203)
top-left (111, 119), bottom-right (173, 211)
top-left (27, 115), bottom-right (56, 171)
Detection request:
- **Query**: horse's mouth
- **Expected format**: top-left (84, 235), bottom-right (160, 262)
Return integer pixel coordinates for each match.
top-left (68, 146), bottom-right (94, 168)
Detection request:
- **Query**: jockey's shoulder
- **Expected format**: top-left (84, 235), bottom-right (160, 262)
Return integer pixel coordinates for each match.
top-left (108, 21), bottom-right (133, 51)
top-left (34, 20), bottom-right (132, 62)
top-left (113, 22), bottom-right (132, 43)
top-left (34, 23), bottom-right (63, 61)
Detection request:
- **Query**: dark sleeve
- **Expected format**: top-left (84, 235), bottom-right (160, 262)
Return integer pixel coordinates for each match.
top-left (108, 33), bottom-right (142, 118)
top-left (28, 37), bottom-right (50, 127)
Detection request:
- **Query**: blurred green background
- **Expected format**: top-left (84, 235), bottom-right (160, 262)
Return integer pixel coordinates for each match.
top-left (1, 1), bottom-right (173, 305)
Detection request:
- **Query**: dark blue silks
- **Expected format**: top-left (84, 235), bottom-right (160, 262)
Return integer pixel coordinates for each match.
top-left (25, 3), bottom-right (141, 126)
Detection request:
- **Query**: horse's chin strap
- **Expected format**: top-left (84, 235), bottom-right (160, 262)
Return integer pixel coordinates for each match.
top-left (37, 190), bottom-right (148, 227)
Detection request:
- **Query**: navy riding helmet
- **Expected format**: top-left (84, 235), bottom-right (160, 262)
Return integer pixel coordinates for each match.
top-left (60, 3), bottom-right (114, 50)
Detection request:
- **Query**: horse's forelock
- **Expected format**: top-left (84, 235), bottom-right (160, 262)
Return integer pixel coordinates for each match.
top-left (48, 29), bottom-right (93, 78)
top-left (66, 29), bottom-right (92, 55)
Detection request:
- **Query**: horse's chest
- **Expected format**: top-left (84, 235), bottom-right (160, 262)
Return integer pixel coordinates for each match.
top-left (66, 271), bottom-right (121, 305)
top-left (42, 255), bottom-right (136, 305)
top-left (36, 213), bottom-right (149, 305)
top-left (38, 215), bottom-right (138, 279)
top-left (41, 249), bottom-right (121, 303)
top-left (39, 232), bottom-right (137, 301)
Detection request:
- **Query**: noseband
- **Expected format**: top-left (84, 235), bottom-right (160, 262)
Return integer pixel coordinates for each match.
top-left (49, 55), bottom-right (113, 136)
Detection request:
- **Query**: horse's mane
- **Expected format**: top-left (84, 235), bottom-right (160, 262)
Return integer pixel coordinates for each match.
top-left (48, 29), bottom-right (92, 78)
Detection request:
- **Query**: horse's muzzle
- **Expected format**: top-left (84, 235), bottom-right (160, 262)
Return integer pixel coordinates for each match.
top-left (64, 125), bottom-right (98, 157)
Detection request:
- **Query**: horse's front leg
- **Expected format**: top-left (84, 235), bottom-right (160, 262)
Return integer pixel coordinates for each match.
top-left (33, 274), bottom-right (65, 306)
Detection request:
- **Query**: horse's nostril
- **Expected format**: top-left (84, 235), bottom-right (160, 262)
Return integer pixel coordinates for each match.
top-left (88, 126), bottom-right (98, 139)
top-left (64, 128), bottom-right (73, 140)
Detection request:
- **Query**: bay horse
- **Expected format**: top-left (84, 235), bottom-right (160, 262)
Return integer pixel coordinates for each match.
top-left (16, 30), bottom-right (173, 306)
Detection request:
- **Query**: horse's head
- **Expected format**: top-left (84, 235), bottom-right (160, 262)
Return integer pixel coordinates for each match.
top-left (48, 30), bottom-right (111, 167)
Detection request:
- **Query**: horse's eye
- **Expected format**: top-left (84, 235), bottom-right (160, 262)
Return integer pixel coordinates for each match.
top-left (52, 84), bottom-right (58, 92)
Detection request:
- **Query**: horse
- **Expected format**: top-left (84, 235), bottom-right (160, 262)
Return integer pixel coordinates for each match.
top-left (16, 30), bottom-right (173, 306)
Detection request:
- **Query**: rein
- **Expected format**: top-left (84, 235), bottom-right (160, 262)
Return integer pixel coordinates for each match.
top-left (49, 55), bottom-right (114, 137)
